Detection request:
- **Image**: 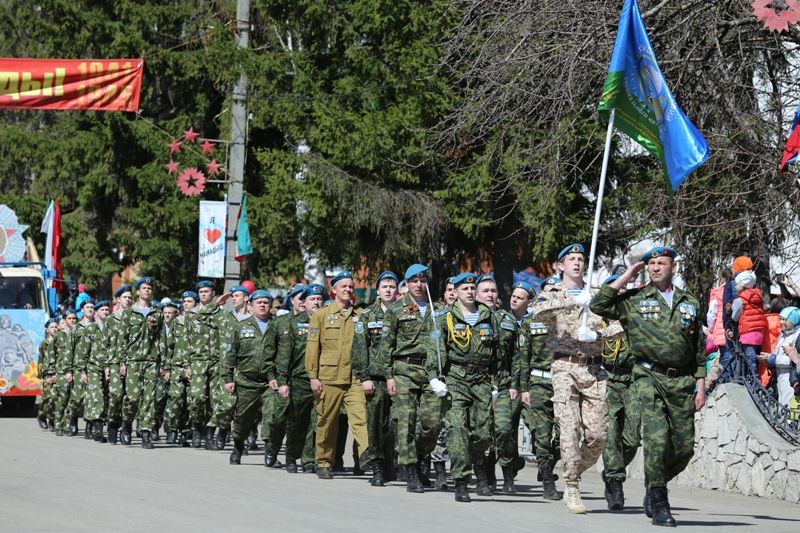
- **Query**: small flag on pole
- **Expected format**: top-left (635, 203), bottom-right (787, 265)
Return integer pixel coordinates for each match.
top-left (598, 0), bottom-right (709, 190)
top-left (235, 194), bottom-right (253, 263)
top-left (780, 104), bottom-right (800, 173)
top-left (39, 199), bottom-right (63, 291)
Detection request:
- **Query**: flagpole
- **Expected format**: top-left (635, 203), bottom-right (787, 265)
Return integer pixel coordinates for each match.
top-left (582, 108), bottom-right (615, 327)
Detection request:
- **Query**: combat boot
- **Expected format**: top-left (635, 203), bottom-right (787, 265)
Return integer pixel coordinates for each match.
top-left (192, 426), bottom-right (203, 448)
top-left (563, 482), bottom-right (587, 514)
top-left (152, 423), bottom-right (161, 442)
top-left (418, 459), bottom-right (432, 488)
top-left (650, 487), bottom-right (676, 527)
top-left (474, 464), bottom-right (493, 496)
top-left (501, 465), bottom-right (517, 494)
top-left (68, 416), bottom-right (79, 436)
top-left (48, 419), bottom-right (56, 432)
top-left (204, 426), bottom-right (216, 450)
top-left (357, 449), bottom-right (372, 473)
top-left (141, 430), bottom-right (154, 449)
top-left (84, 421), bottom-right (93, 439)
top-left (316, 467), bottom-right (334, 479)
top-left (643, 481), bottom-right (653, 518)
top-left (285, 458), bottom-right (298, 473)
top-left (604, 479), bottom-right (625, 511)
top-left (215, 426), bottom-right (229, 451)
top-left (166, 430), bottom-right (178, 444)
top-left (486, 451), bottom-right (497, 492)
top-left (120, 421), bottom-right (133, 445)
top-left (93, 422), bottom-right (104, 442)
top-left (454, 478), bottom-right (471, 503)
top-left (405, 463), bottom-right (424, 493)
top-left (229, 441), bottom-right (244, 464)
top-left (181, 431), bottom-right (192, 447)
top-left (107, 423), bottom-right (119, 444)
top-left (370, 463), bottom-right (385, 487)
top-left (539, 464), bottom-right (561, 500)
top-left (264, 443), bottom-right (281, 467)
top-left (434, 461), bottom-right (448, 490)
top-left (38, 415), bottom-right (48, 429)
top-left (245, 428), bottom-right (259, 451)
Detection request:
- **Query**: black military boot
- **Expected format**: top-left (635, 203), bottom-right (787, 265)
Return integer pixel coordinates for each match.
top-left (38, 415), bottom-right (48, 429)
top-left (229, 441), bottom-right (244, 464)
top-left (181, 431), bottom-right (192, 447)
top-left (418, 459), bottom-right (432, 488)
top-left (285, 458), bottom-right (298, 473)
top-left (650, 487), bottom-right (677, 527)
top-left (643, 481), bottom-right (653, 518)
top-left (121, 421), bottom-right (133, 445)
top-left (501, 465), bottom-right (517, 494)
top-left (605, 479), bottom-right (625, 511)
top-left (474, 463), bottom-right (493, 496)
top-left (141, 430), bottom-right (154, 449)
top-left (107, 423), bottom-right (119, 444)
top-left (454, 478), bottom-right (471, 503)
top-left (245, 428), bottom-right (259, 451)
top-left (405, 463), bottom-right (424, 493)
top-left (486, 451), bottom-right (497, 492)
top-left (434, 461), bottom-right (448, 490)
top-left (68, 416), bottom-right (79, 436)
top-left (204, 426), bottom-right (216, 450)
top-left (539, 464), bottom-right (561, 500)
top-left (84, 421), bottom-right (93, 440)
top-left (93, 422), bottom-right (105, 442)
top-left (152, 423), bottom-right (161, 442)
top-left (370, 463), bottom-right (385, 487)
top-left (264, 443), bottom-right (281, 467)
top-left (48, 419), bottom-right (56, 432)
top-left (215, 426), bottom-right (229, 451)
top-left (166, 430), bottom-right (178, 444)
top-left (192, 426), bottom-right (203, 448)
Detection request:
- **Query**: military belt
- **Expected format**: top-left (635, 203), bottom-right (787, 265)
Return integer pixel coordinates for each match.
top-left (603, 363), bottom-right (634, 374)
top-left (451, 361), bottom-right (490, 374)
top-left (396, 356), bottom-right (426, 366)
top-left (554, 354), bottom-right (602, 366)
top-left (635, 359), bottom-right (693, 378)
top-left (530, 369), bottom-right (551, 379)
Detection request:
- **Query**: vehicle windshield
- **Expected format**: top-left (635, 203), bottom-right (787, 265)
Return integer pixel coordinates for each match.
top-left (0, 277), bottom-right (46, 311)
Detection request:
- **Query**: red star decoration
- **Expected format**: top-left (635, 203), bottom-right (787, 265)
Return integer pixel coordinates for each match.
top-left (183, 127), bottom-right (199, 143)
top-left (753, 0), bottom-right (800, 32)
top-left (207, 159), bottom-right (221, 175)
top-left (176, 167), bottom-right (207, 196)
top-left (200, 138), bottom-right (215, 155)
top-left (168, 138), bottom-right (182, 154)
top-left (165, 160), bottom-right (179, 174)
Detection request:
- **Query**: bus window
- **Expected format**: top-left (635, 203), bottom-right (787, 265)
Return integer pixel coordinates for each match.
top-left (0, 277), bottom-right (45, 310)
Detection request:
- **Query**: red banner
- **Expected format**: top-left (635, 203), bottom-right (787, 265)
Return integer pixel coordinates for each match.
top-left (0, 58), bottom-right (143, 112)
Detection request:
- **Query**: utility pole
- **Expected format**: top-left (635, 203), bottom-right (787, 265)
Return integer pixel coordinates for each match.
top-left (224, 0), bottom-right (250, 292)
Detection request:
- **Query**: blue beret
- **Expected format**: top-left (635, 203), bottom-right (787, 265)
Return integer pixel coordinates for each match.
top-left (602, 274), bottom-right (620, 285)
top-left (45, 318), bottom-right (59, 328)
top-left (557, 244), bottom-right (585, 261)
top-left (195, 280), bottom-right (214, 291)
top-left (540, 276), bottom-right (560, 290)
top-left (80, 298), bottom-right (95, 309)
top-left (114, 285), bottom-right (132, 298)
top-left (641, 246), bottom-right (677, 263)
top-left (512, 281), bottom-right (534, 297)
top-left (404, 264), bottom-right (429, 280)
top-left (451, 272), bottom-right (478, 287)
top-left (376, 271), bottom-right (399, 285)
top-left (249, 289), bottom-right (272, 302)
top-left (230, 285), bottom-right (248, 294)
top-left (135, 276), bottom-right (154, 289)
top-left (160, 298), bottom-right (179, 309)
top-left (94, 299), bottom-right (111, 309)
top-left (181, 290), bottom-right (199, 302)
top-left (301, 284), bottom-right (326, 300)
top-left (331, 271), bottom-right (353, 286)
top-left (477, 272), bottom-right (496, 285)
top-left (287, 283), bottom-right (306, 299)
top-left (64, 308), bottom-right (78, 317)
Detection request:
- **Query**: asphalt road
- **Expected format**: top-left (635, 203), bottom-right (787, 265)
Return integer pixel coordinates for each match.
top-left (2, 416), bottom-right (798, 533)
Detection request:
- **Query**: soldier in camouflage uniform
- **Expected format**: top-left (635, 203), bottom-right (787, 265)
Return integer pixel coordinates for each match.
top-left (428, 272), bottom-right (513, 502)
top-left (66, 298), bottom-right (95, 438)
top-left (106, 285), bottom-right (133, 444)
top-left (119, 276), bottom-right (164, 449)
top-left (534, 244), bottom-right (622, 514)
top-left (224, 290), bottom-right (275, 464)
top-left (188, 280), bottom-right (236, 450)
top-left (260, 283), bottom-right (306, 464)
top-left (379, 264), bottom-right (445, 493)
top-left (276, 284), bottom-right (325, 472)
top-left (52, 309), bottom-right (78, 436)
top-left (597, 275), bottom-right (641, 511)
top-left (155, 299), bottom-right (180, 441)
top-left (352, 271), bottom-right (398, 487)
top-left (36, 318), bottom-right (60, 431)
top-left (518, 277), bottom-right (562, 501)
top-left (591, 246), bottom-right (706, 527)
top-left (81, 300), bottom-right (111, 442)
top-left (164, 291), bottom-right (198, 445)
top-left (475, 273), bottom-right (521, 494)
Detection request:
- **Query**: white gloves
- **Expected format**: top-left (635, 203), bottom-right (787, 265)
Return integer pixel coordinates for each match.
top-left (491, 386), bottom-right (499, 403)
top-left (576, 326), bottom-right (598, 342)
top-left (572, 290), bottom-right (593, 306)
top-left (430, 378), bottom-right (448, 397)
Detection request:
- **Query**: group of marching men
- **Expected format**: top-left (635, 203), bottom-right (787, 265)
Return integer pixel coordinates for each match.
top-left (36, 242), bottom-right (705, 527)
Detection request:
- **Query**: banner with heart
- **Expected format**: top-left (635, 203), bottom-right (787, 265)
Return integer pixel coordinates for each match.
top-left (198, 200), bottom-right (227, 278)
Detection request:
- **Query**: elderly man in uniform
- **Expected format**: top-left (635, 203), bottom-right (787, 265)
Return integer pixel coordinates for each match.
top-left (352, 271), bottom-right (399, 486)
top-left (305, 271), bottom-right (370, 479)
top-left (106, 285), bottom-right (133, 444)
top-left (534, 244), bottom-right (622, 513)
top-left (591, 246), bottom-right (706, 527)
top-left (380, 264), bottom-right (446, 492)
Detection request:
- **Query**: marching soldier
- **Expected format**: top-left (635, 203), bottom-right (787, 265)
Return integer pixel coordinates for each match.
top-left (66, 298), bottom-right (95, 438)
top-left (591, 247), bottom-right (706, 527)
top-left (106, 285), bottom-right (133, 444)
top-left (37, 318), bottom-right (60, 431)
top-left (53, 309), bottom-right (78, 436)
top-left (81, 299), bottom-right (111, 442)
top-left (230, 284), bottom-right (251, 321)
top-left (164, 291), bottom-right (199, 445)
top-left (155, 298), bottom-right (180, 441)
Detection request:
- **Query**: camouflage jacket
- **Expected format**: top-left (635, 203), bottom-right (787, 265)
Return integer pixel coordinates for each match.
top-left (276, 312), bottom-right (311, 386)
top-left (105, 309), bottom-right (126, 366)
top-left (516, 313), bottom-right (554, 391)
top-left (222, 315), bottom-right (272, 384)
top-left (494, 308), bottom-right (518, 389)
top-left (38, 337), bottom-right (55, 377)
top-left (590, 283), bottom-right (705, 378)
top-left (168, 312), bottom-right (193, 373)
top-left (379, 293), bottom-right (447, 380)
top-left (533, 282), bottom-right (623, 358)
top-left (70, 318), bottom-right (94, 372)
top-left (120, 304), bottom-right (164, 365)
top-left (263, 313), bottom-right (293, 383)
top-left (189, 302), bottom-right (236, 363)
top-left (53, 327), bottom-right (78, 374)
top-left (75, 320), bottom-right (106, 372)
top-left (351, 300), bottom-right (389, 381)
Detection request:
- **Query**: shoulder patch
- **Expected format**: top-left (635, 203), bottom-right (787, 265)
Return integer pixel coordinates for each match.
top-left (355, 322), bottom-right (365, 334)
top-left (308, 327), bottom-right (319, 338)
top-left (500, 322), bottom-right (516, 331)
top-left (381, 325), bottom-right (390, 337)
